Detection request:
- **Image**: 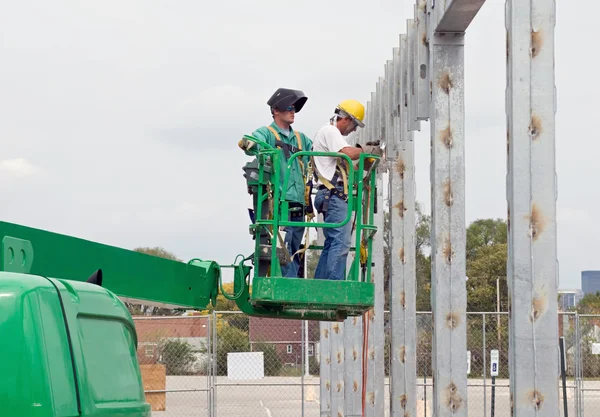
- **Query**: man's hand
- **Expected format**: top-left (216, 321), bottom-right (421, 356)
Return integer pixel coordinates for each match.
top-left (238, 138), bottom-right (256, 151)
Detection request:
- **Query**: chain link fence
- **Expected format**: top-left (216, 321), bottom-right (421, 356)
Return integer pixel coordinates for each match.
top-left (132, 315), bottom-right (212, 416)
top-left (132, 311), bottom-right (600, 416)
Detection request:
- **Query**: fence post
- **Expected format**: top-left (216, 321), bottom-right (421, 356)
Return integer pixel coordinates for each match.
top-left (212, 311), bottom-right (217, 417)
top-left (208, 312), bottom-right (213, 417)
top-left (575, 313), bottom-right (582, 417)
top-left (483, 314), bottom-right (487, 417)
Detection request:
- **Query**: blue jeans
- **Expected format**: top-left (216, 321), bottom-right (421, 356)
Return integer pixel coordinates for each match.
top-left (313, 186), bottom-right (352, 281)
top-left (281, 214), bottom-right (305, 278)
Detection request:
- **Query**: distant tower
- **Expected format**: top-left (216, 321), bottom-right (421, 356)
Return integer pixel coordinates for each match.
top-left (581, 270), bottom-right (600, 295)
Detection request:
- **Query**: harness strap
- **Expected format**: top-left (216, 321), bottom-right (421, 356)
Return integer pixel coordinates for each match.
top-left (266, 126), bottom-right (305, 174)
top-left (311, 155), bottom-right (350, 213)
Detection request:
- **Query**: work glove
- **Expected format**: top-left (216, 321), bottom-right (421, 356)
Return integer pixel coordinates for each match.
top-left (361, 140), bottom-right (383, 170)
top-left (238, 137), bottom-right (256, 152)
top-left (362, 140), bottom-right (384, 156)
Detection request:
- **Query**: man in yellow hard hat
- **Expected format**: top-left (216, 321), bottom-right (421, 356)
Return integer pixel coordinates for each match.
top-left (311, 99), bottom-right (383, 281)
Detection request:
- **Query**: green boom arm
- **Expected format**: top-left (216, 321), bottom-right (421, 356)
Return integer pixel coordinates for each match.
top-left (0, 221), bottom-right (219, 310)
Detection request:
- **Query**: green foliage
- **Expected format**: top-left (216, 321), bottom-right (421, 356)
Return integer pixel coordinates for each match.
top-left (416, 252), bottom-right (432, 311)
top-left (577, 292), bottom-right (600, 314)
top-left (414, 202), bottom-right (432, 311)
top-left (465, 219), bottom-right (508, 312)
top-left (466, 243), bottom-right (508, 312)
top-left (215, 324), bottom-right (250, 376)
top-left (160, 339), bottom-right (197, 375)
top-left (383, 202), bottom-right (432, 310)
top-left (574, 292), bottom-right (600, 355)
top-left (199, 283), bottom-right (240, 313)
top-left (133, 246), bottom-right (182, 261)
top-left (394, 203), bottom-right (509, 312)
top-left (226, 314), bottom-right (249, 331)
top-left (415, 202), bottom-right (431, 254)
top-left (383, 211), bottom-right (390, 307)
top-left (466, 218), bottom-right (507, 260)
top-left (252, 342), bottom-right (283, 376)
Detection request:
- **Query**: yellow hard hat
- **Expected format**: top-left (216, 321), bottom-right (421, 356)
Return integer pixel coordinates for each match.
top-left (337, 99), bottom-right (365, 128)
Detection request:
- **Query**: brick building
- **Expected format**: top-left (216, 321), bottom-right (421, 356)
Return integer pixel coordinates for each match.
top-left (248, 317), bottom-right (319, 366)
top-left (132, 315), bottom-right (209, 367)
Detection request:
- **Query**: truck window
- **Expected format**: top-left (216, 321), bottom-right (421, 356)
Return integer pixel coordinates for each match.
top-left (78, 317), bottom-right (144, 404)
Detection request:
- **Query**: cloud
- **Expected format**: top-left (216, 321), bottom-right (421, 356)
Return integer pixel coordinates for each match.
top-left (0, 158), bottom-right (39, 178)
top-left (151, 85), bottom-right (269, 150)
top-left (558, 207), bottom-right (591, 225)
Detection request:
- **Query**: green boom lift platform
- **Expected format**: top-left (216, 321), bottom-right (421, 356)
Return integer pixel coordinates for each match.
top-left (0, 137), bottom-right (380, 417)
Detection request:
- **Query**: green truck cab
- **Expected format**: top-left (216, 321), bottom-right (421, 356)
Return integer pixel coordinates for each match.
top-left (0, 272), bottom-right (150, 417)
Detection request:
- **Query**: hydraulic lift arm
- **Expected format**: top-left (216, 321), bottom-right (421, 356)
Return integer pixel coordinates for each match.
top-left (0, 221), bottom-right (220, 310)
top-left (0, 220), bottom-right (371, 322)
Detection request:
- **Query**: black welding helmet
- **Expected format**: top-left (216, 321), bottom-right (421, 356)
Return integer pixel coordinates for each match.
top-left (267, 88), bottom-right (308, 113)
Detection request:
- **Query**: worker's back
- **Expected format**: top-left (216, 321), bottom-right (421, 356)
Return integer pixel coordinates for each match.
top-left (0, 272), bottom-right (150, 417)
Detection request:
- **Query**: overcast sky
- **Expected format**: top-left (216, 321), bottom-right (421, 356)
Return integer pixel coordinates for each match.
top-left (0, 1), bottom-right (594, 290)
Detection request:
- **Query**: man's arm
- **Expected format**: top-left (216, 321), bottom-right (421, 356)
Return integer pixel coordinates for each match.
top-left (239, 127), bottom-right (271, 156)
top-left (338, 145), bottom-right (362, 160)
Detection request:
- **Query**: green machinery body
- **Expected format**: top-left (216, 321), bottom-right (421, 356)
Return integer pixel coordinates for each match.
top-left (0, 272), bottom-right (149, 417)
top-left (0, 140), bottom-right (380, 416)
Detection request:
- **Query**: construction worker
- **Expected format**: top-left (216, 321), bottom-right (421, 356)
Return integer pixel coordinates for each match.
top-left (311, 100), bottom-right (383, 281)
top-left (239, 88), bottom-right (313, 278)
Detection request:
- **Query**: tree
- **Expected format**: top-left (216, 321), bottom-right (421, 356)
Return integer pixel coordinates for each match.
top-left (160, 339), bottom-right (197, 375)
top-left (578, 292), bottom-right (600, 314)
top-left (404, 211), bottom-right (509, 312)
top-left (252, 342), bottom-right (283, 376)
top-left (466, 219), bottom-right (507, 260)
top-left (576, 292), bottom-right (600, 331)
top-left (464, 219), bottom-right (508, 312)
top-left (415, 203), bottom-right (432, 311)
top-left (200, 282), bottom-right (240, 313)
top-left (466, 243), bottom-right (508, 312)
top-left (383, 201), bottom-right (431, 311)
top-left (574, 292), bottom-right (600, 377)
top-left (134, 246), bottom-right (182, 262)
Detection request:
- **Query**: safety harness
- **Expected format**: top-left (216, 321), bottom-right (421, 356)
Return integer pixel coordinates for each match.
top-left (263, 126), bottom-right (316, 271)
top-left (311, 155), bottom-right (350, 213)
top-left (266, 126), bottom-right (315, 218)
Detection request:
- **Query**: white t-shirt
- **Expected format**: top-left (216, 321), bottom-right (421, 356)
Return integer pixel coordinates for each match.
top-left (312, 123), bottom-right (351, 185)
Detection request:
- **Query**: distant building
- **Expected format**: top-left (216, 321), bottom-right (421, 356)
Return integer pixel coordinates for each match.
top-left (558, 289), bottom-right (583, 311)
top-left (249, 317), bottom-right (319, 366)
top-left (582, 271), bottom-right (600, 296)
top-left (133, 315), bottom-right (209, 372)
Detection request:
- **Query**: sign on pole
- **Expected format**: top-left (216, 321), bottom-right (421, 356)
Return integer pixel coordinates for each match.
top-left (490, 349), bottom-right (499, 377)
top-left (467, 351), bottom-right (471, 375)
